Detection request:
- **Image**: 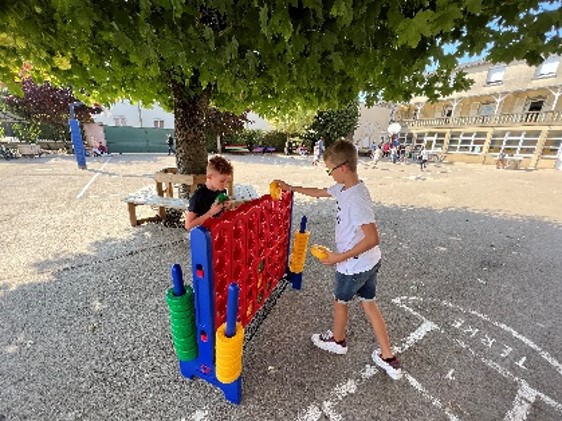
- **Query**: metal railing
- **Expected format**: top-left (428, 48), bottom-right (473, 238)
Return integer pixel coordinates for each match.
top-left (400, 110), bottom-right (562, 128)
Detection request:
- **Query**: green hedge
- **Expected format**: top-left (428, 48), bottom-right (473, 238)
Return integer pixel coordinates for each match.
top-left (219, 129), bottom-right (288, 153)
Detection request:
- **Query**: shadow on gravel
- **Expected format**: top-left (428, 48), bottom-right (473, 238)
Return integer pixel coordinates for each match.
top-left (1, 200), bottom-right (561, 420)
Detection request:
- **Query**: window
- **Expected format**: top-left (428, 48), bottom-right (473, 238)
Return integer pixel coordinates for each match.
top-left (418, 132), bottom-right (446, 151)
top-left (398, 132), bottom-right (415, 147)
top-left (154, 119), bottom-right (165, 128)
top-left (524, 99), bottom-right (545, 122)
top-left (478, 103), bottom-right (495, 116)
top-left (527, 100), bottom-right (544, 112)
top-left (535, 56), bottom-right (560, 79)
top-left (486, 65), bottom-right (506, 85)
top-left (541, 131), bottom-right (562, 157)
top-left (488, 130), bottom-right (540, 156)
top-left (448, 132), bottom-right (488, 154)
top-left (113, 116), bottom-right (127, 126)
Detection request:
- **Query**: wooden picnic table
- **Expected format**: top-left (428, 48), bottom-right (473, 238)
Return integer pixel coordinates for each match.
top-left (125, 167), bottom-right (234, 226)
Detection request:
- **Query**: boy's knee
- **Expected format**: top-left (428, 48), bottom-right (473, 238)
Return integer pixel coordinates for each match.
top-left (333, 295), bottom-right (352, 305)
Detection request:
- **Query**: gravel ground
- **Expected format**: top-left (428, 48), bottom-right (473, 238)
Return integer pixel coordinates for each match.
top-left (1, 153), bottom-right (561, 420)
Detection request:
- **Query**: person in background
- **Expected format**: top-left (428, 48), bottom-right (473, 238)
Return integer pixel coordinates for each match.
top-left (318, 136), bottom-right (325, 159)
top-left (312, 141), bottom-right (321, 166)
top-left (166, 133), bottom-right (175, 156)
top-left (390, 144), bottom-right (398, 164)
top-left (418, 145), bottom-right (430, 171)
top-left (496, 149), bottom-right (507, 169)
top-left (92, 141), bottom-right (108, 157)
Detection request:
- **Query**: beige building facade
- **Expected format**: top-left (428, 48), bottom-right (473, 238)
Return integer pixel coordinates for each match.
top-left (395, 56), bottom-right (562, 169)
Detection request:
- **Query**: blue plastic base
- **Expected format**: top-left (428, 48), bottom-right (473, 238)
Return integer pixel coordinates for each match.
top-left (290, 272), bottom-right (302, 290)
top-left (179, 360), bottom-right (242, 404)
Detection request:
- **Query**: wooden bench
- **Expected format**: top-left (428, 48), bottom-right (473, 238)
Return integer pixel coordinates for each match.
top-left (17, 143), bottom-right (44, 158)
top-left (124, 186), bottom-right (191, 226)
top-left (124, 168), bottom-right (234, 227)
top-left (506, 156), bottom-right (523, 170)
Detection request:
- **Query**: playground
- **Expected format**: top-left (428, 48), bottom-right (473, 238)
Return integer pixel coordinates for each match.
top-left (1, 153), bottom-right (562, 420)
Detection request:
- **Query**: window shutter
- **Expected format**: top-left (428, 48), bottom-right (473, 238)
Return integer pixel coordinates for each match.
top-left (536, 56), bottom-right (560, 77)
top-left (513, 97), bottom-right (526, 113)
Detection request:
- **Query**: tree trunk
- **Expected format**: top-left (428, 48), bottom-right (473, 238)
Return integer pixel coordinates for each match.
top-left (169, 78), bottom-right (211, 198)
top-left (216, 134), bottom-right (221, 153)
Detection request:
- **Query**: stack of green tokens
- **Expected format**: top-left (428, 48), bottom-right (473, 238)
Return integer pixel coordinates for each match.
top-left (216, 192), bottom-right (229, 203)
top-left (166, 286), bottom-right (198, 361)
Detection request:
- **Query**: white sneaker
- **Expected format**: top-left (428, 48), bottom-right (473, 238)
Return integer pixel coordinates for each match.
top-left (311, 330), bottom-right (348, 355)
top-left (372, 350), bottom-right (403, 380)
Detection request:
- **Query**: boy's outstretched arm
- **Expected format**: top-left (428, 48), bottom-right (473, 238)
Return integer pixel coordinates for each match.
top-left (273, 179), bottom-right (330, 198)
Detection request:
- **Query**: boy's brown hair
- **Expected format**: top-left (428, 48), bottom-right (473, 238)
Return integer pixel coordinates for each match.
top-left (208, 155), bottom-right (233, 175)
top-left (324, 140), bottom-right (358, 172)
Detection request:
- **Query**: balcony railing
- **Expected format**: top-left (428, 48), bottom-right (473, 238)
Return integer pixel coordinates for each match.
top-left (400, 110), bottom-right (562, 128)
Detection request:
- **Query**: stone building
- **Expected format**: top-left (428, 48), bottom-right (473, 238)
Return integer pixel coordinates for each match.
top-left (394, 55), bottom-right (562, 169)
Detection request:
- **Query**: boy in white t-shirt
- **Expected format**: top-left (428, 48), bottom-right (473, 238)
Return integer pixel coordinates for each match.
top-left (273, 140), bottom-right (402, 380)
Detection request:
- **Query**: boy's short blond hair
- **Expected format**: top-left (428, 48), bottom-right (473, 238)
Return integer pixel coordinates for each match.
top-left (324, 140), bottom-right (358, 172)
top-left (208, 156), bottom-right (233, 175)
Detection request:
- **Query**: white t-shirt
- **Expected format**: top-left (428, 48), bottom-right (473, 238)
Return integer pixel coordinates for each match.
top-left (327, 182), bottom-right (381, 275)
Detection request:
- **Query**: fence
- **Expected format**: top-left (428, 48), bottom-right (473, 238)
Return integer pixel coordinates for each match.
top-left (104, 126), bottom-right (173, 153)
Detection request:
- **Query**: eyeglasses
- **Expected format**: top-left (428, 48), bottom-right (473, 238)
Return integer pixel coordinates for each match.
top-left (326, 161), bottom-right (348, 176)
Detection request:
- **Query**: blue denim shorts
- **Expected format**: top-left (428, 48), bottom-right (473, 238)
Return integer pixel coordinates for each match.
top-left (333, 261), bottom-right (381, 303)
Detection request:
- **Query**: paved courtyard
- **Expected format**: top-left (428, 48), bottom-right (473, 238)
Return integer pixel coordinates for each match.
top-left (1, 153), bottom-right (561, 420)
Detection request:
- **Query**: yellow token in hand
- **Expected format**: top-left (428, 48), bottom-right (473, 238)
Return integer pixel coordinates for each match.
top-left (310, 244), bottom-right (330, 261)
top-left (269, 181), bottom-right (282, 201)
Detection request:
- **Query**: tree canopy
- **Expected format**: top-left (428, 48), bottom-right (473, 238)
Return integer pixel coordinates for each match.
top-left (304, 100), bottom-right (360, 145)
top-left (1, 1), bottom-right (560, 174)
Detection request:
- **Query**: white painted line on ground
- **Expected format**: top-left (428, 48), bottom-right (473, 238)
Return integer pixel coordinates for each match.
top-left (393, 320), bottom-right (438, 354)
top-left (404, 373), bottom-right (461, 421)
top-left (296, 366), bottom-right (379, 421)
top-left (76, 156), bottom-right (112, 199)
top-left (395, 297), bottom-right (562, 418)
top-left (396, 296), bottom-right (562, 377)
top-left (504, 383), bottom-right (538, 421)
top-left (295, 320), bottom-right (439, 421)
top-left (180, 409), bottom-right (209, 421)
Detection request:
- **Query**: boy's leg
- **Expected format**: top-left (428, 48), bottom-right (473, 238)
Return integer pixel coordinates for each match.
top-left (311, 301), bottom-right (348, 353)
top-left (362, 299), bottom-right (402, 380)
top-left (361, 300), bottom-right (393, 358)
top-left (311, 272), bottom-right (353, 355)
top-left (332, 301), bottom-right (348, 342)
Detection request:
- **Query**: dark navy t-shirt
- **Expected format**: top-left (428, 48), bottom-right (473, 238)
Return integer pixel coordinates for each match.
top-left (188, 185), bottom-right (227, 217)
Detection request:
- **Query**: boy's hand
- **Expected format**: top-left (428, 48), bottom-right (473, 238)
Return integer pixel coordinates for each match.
top-left (273, 179), bottom-right (291, 191)
top-left (321, 250), bottom-right (344, 266)
top-left (207, 202), bottom-right (224, 217)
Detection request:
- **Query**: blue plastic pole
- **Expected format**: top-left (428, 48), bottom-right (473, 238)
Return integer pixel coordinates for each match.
top-left (225, 283), bottom-right (240, 338)
top-left (68, 102), bottom-right (87, 170)
top-left (299, 215), bottom-right (307, 233)
top-left (291, 215), bottom-right (308, 290)
top-left (171, 264), bottom-right (186, 296)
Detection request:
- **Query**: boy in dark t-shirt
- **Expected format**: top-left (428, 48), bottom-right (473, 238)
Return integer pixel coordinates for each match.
top-left (185, 156), bottom-right (233, 230)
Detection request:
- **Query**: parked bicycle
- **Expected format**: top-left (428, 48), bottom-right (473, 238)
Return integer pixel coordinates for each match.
top-left (1, 145), bottom-right (18, 160)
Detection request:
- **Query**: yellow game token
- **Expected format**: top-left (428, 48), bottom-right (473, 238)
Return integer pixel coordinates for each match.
top-left (310, 244), bottom-right (330, 260)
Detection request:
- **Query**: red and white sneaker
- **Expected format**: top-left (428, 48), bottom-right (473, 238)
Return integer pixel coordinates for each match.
top-left (311, 330), bottom-right (348, 355)
top-left (372, 351), bottom-right (403, 380)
